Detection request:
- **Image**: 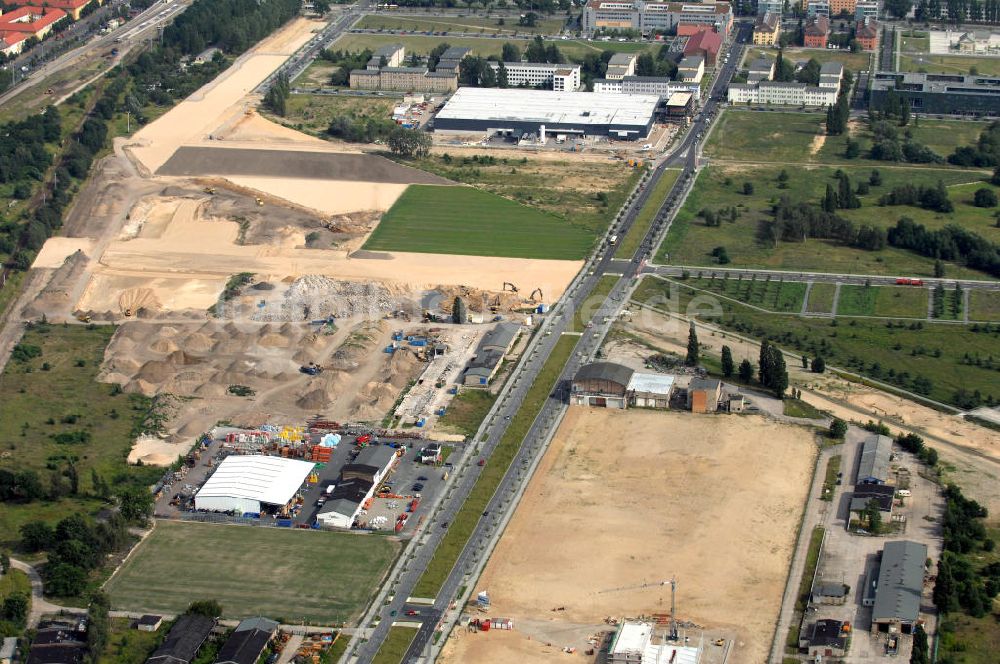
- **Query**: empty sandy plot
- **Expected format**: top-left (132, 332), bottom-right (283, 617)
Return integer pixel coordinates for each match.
top-left (441, 409), bottom-right (816, 664)
top-left (225, 176), bottom-right (408, 214)
top-left (127, 17), bottom-right (322, 172)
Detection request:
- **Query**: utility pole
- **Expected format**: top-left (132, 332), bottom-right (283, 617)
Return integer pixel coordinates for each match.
top-left (669, 576), bottom-right (678, 642)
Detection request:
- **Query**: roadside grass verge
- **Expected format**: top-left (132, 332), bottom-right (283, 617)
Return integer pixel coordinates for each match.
top-left (681, 276), bottom-right (806, 313)
top-left (614, 169), bottom-right (680, 259)
top-left (364, 184), bottom-right (593, 260)
top-left (411, 335), bottom-right (576, 598)
top-left (573, 275), bottom-right (620, 332)
top-left (783, 398), bottom-right (825, 420)
top-left (371, 626), bottom-right (418, 664)
top-left (820, 455), bottom-right (842, 501)
top-left (796, 527), bottom-right (825, 613)
top-left (837, 285), bottom-right (928, 318)
top-left (970, 290), bottom-right (1000, 321)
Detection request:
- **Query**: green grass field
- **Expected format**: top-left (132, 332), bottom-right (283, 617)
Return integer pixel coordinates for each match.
top-left (96, 618), bottom-right (165, 664)
top-left (836, 285), bottom-right (929, 318)
top-left (614, 169), bottom-right (680, 259)
top-left (900, 53), bottom-right (1000, 76)
top-left (783, 398), bottom-right (824, 419)
top-left (371, 626), bottom-right (417, 664)
top-left (105, 521), bottom-right (400, 623)
top-left (412, 334), bottom-right (576, 598)
top-left (292, 61), bottom-right (341, 88)
top-left (329, 33), bottom-right (656, 62)
top-left (364, 184), bottom-right (593, 259)
top-left (658, 162), bottom-right (997, 279)
top-left (357, 13), bottom-right (566, 36)
top-left (280, 94), bottom-right (396, 136)
top-left (805, 283), bottom-right (837, 314)
top-left (0, 324), bottom-right (164, 548)
top-left (634, 277), bottom-right (1000, 406)
top-left (899, 32), bottom-right (930, 53)
top-left (682, 276), bottom-right (806, 313)
top-left (744, 47), bottom-right (873, 73)
top-left (970, 290), bottom-right (1000, 321)
top-left (437, 389), bottom-right (496, 438)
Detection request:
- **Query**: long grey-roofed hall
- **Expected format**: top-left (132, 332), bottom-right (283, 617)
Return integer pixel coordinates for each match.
top-left (433, 88), bottom-right (661, 141)
top-left (857, 434), bottom-right (893, 484)
top-left (870, 540), bottom-right (927, 634)
top-left (571, 362), bottom-right (635, 408)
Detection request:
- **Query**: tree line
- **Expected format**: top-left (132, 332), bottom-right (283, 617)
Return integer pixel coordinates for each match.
top-left (887, 217), bottom-right (1000, 278)
top-left (949, 121), bottom-right (1000, 167)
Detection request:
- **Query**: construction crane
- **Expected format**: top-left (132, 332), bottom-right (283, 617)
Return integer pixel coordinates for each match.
top-left (668, 577), bottom-right (678, 642)
top-left (502, 282), bottom-right (519, 293)
top-left (529, 288), bottom-right (543, 302)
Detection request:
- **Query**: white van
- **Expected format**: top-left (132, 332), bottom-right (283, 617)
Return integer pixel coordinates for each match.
top-left (897, 489), bottom-right (912, 497)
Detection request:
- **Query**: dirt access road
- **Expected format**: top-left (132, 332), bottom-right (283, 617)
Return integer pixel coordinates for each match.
top-left (440, 408), bottom-right (817, 664)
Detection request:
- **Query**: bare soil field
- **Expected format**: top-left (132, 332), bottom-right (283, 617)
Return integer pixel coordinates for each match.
top-left (156, 146), bottom-right (452, 184)
top-left (623, 305), bottom-right (1000, 511)
top-left (440, 408), bottom-right (816, 664)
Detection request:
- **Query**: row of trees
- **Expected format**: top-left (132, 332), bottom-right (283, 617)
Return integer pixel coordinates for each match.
top-left (825, 69), bottom-right (853, 136)
top-left (767, 194), bottom-right (886, 251)
top-left (878, 181), bottom-right (954, 213)
top-left (869, 120), bottom-right (943, 164)
top-left (933, 484), bottom-right (1000, 618)
top-left (888, 217), bottom-right (1000, 278)
top-left (162, 0), bottom-right (301, 56)
top-left (758, 339), bottom-right (789, 398)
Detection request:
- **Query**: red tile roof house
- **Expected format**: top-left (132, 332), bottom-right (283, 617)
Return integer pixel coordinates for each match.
top-left (0, 6), bottom-right (67, 56)
top-left (803, 16), bottom-right (830, 49)
top-left (683, 28), bottom-right (721, 66)
top-left (19, 0), bottom-right (95, 21)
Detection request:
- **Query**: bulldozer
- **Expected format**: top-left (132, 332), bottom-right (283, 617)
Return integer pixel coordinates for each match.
top-left (203, 186), bottom-right (216, 194)
top-left (75, 313), bottom-right (91, 324)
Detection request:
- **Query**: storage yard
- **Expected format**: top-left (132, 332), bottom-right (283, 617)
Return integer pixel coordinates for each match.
top-left (104, 520), bottom-right (399, 622)
top-left (440, 409), bottom-right (817, 664)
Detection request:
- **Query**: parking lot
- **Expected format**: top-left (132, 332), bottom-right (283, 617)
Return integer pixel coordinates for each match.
top-left (154, 427), bottom-right (455, 536)
top-left (807, 431), bottom-right (945, 663)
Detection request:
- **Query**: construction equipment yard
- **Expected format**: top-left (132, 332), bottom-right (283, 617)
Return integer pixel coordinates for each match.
top-left (439, 408), bottom-right (817, 664)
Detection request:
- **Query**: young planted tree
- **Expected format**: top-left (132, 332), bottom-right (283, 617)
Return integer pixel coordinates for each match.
top-left (721, 345), bottom-right (734, 377)
top-left (685, 321), bottom-right (699, 366)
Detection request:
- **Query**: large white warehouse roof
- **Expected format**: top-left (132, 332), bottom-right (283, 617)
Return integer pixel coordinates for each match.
top-left (196, 455), bottom-right (314, 508)
top-left (435, 87), bottom-right (660, 127)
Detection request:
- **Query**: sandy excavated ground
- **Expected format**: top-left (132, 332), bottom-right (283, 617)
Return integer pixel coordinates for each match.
top-left (623, 305), bottom-right (1000, 514)
top-left (440, 409), bottom-right (816, 664)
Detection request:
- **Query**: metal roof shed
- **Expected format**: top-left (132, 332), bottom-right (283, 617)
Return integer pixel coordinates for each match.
top-left (858, 434), bottom-right (893, 484)
top-left (194, 456), bottom-right (315, 514)
top-left (871, 540), bottom-right (927, 633)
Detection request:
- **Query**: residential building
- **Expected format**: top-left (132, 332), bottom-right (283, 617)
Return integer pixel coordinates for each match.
top-left (850, 482), bottom-right (896, 525)
top-left (350, 67), bottom-right (457, 93)
top-left (819, 61), bottom-right (844, 91)
top-left (830, 0), bottom-right (857, 16)
top-left (807, 0), bottom-right (832, 16)
top-left (0, 6), bottom-right (67, 56)
top-left (605, 52), bottom-right (637, 80)
top-left (683, 28), bottom-right (722, 66)
top-left (27, 622), bottom-right (86, 664)
top-left (747, 57), bottom-right (775, 83)
top-left (799, 620), bottom-right (850, 658)
top-left (855, 0), bottom-right (880, 20)
top-left (19, 0), bottom-right (93, 21)
top-left (582, 1), bottom-right (732, 39)
top-left (146, 615), bottom-right (216, 664)
top-left (434, 87), bottom-right (660, 141)
top-left (855, 18), bottom-right (879, 50)
top-left (804, 15), bottom-right (831, 48)
top-left (687, 377), bottom-right (722, 413)
top-left (753, 12), bottom-right (780, 46)
top-left (677, 55), bottom-right (704, 83)
top-left (870, 70), bottom-right (1000, 116)
top-left (214, 618), bottom-right (278, 664)
top-left (366, 43), bottom-right (405, 70)
top-left (486, 62), bottom-right (581, 91)
top-left (858, 434), bottom-right (893, 484)
top-left (870, 541), bottom-right (927, 634)
top-left (728, 80), bottom-right (838, 106)
top-left (434, 46), bottom-right (471, 74)
top-left (757, 0), bottom-right (783, 15)
top-left (593, 75), bottom-right (702, 101)
top-left (461, 321), bottom-right (521, 386)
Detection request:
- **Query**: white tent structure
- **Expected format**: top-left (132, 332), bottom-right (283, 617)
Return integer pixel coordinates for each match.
top-left (194, 455), bottom-right (314, 514)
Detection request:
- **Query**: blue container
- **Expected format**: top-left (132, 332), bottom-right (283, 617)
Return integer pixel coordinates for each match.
top-left (410, 339), bottom-right (427, 347)
top-left (242, 512), bottom-right (260, 519)
top-left (537, 304), bottom-right (549, 313)
top-left (276, 519), bottom-right (293, 528)
top-left (448, 387), bottom-right (457, 395)
top-left (416, 418), bottom-right (426, 427)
